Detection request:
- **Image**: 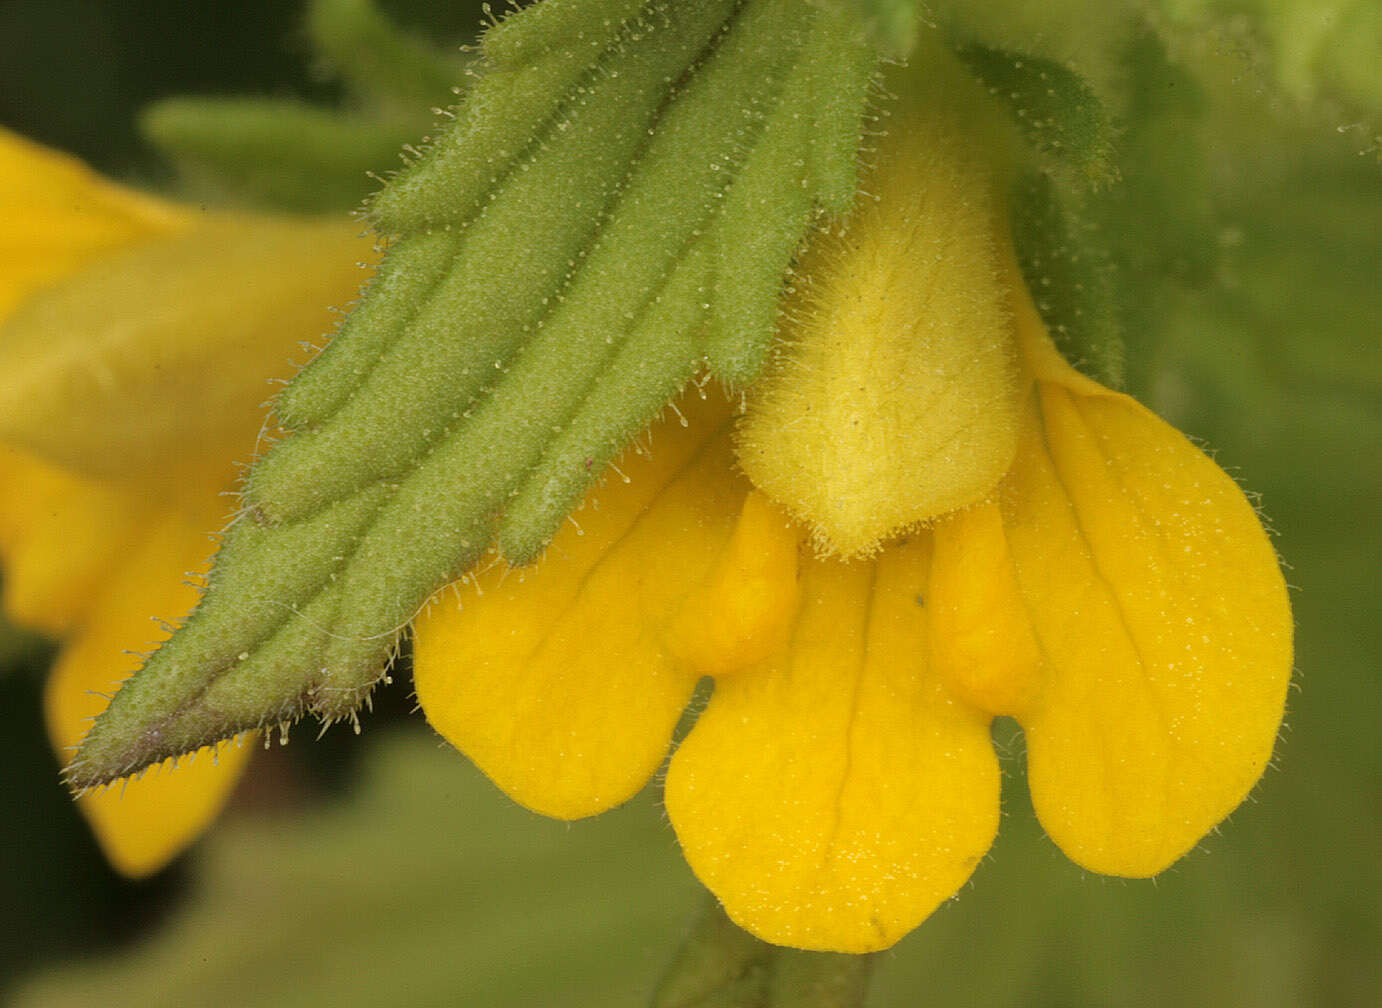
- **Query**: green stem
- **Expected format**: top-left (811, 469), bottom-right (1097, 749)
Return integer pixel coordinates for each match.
top-left (653, 897), bottom-right (875, 1008)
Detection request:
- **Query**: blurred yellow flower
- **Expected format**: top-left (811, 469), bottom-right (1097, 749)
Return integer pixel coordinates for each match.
top-left (0, 129), bottom-right (375, 877)
top-left (411, 61), bottom-right (1293, 953)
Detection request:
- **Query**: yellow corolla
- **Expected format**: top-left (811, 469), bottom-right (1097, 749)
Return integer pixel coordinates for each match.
top-left (0, 129), bottom-right (375, 877)
top-left (412, 62), bottom-right (1292, 953)
top-left (1, 45), bottom-right (1290, 954)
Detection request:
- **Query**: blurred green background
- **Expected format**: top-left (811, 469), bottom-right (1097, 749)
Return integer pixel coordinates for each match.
top-left (1, 1), bottom-right (1378, 1005)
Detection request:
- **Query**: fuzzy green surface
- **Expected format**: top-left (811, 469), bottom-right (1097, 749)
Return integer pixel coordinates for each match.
top-left (74, 0), bottom-right (879, 786)
top-left (1011, 170), bottom-right (1123, 388)
top-left (958, 44), bottom-right (1116, 185)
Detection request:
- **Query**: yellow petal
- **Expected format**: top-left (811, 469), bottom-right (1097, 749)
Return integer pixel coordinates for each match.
top-left (929, 500), bottom-right (1043, 718)
top-left (736, 52), bottom-right (1022, 558)
top-left (0, 446), bottom-right (148, 635)
top-left (0, 127), bottom-right (189, 324)
top-left (666, 538), bottom-right (1000, 953)
top-left (999, 298), bottom-right (1292, 876)
top-left (44, 505), bottom-right (253, 879)
top-left (667, 490), bottom-right (803, 676)
top-left (412, 392), bottom-right (745, 820)
top-left (0, 214), bottom-right (375, 482)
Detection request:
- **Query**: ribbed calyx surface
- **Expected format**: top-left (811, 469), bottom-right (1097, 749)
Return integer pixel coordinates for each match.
top-left (71, 0), bottom-right (879, 788)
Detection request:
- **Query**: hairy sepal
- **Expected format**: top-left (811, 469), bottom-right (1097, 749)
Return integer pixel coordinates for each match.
top-left (1010, 169), bottom-right (1123, 387)
top-left (74, 0), bottom-right (880, 786)
top-left (957, 43), bottom-right (1117, 187)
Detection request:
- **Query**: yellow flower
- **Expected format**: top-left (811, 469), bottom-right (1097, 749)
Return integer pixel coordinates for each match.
top-left (0, 129), bottom-right (375, 877)
top-left (2, 36), bottom-right (1290, 958)
top-left (410, 58), bottom-right (1293, 953)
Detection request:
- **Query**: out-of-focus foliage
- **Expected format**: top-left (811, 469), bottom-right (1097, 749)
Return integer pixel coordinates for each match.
top-left (1155, 0), bottom-right (1382, 118)
top-left (140, 0), bottom-right (472, 212)
top-left (0, 607), bottom-right (45, 671)
top-left (12, 735), bottom-right (704, 1007)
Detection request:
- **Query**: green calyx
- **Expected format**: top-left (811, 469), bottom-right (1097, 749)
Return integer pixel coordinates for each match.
top-left (950, 39), bottom-right (1125, 388)
top-left (1010, 170), bottom-right (1123, 388)
top-left (958, 43), bottom-right (1117, 186)
top-left (70, 0), bottom-right (879, 788)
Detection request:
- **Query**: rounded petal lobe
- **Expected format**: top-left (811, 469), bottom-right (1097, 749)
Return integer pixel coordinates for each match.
top-left (666, 539), bottom-right (1000, 952)
top-left (412, 394), bottom-right (742, 820)
top-left (0, 127), bottom-right (189, 323)
top-left (45, 508), bottom-right (253, 879)
top-left (1003, 382), bottom-right (1293, 877)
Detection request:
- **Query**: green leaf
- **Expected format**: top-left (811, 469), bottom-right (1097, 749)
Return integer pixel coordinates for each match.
top-left (71, 0), bottom-right (880, 788)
